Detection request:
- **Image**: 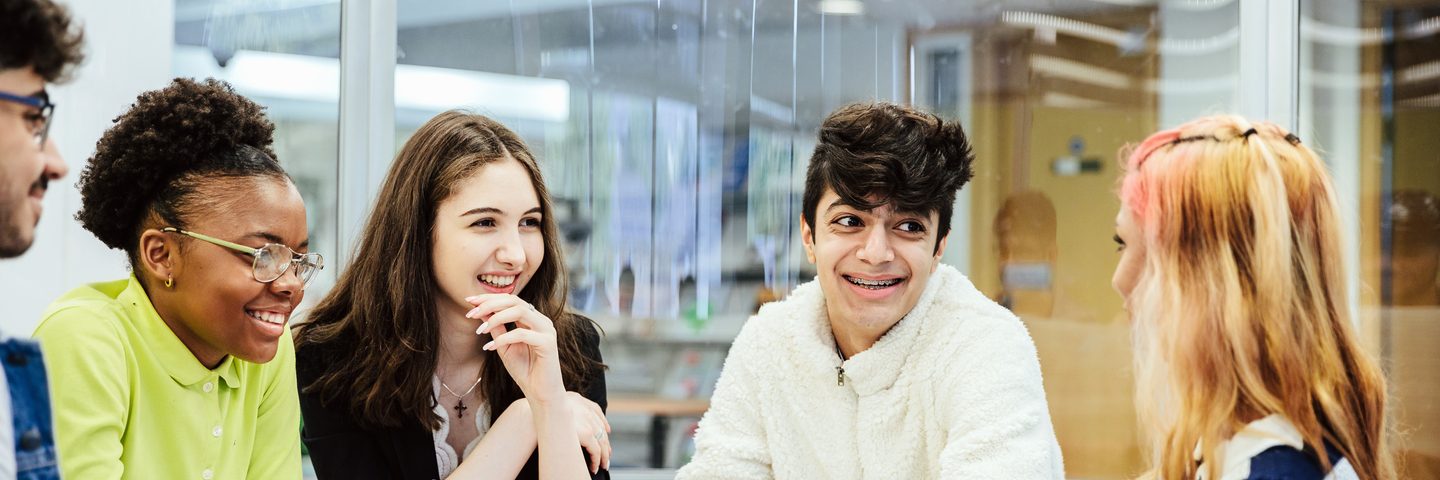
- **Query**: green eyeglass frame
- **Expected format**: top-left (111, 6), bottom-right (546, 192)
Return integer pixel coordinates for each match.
top-left (161, 227), bottom-right (324, 288)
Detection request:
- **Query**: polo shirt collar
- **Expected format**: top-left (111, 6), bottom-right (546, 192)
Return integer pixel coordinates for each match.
top-left (117, 274), bottom-right (242, 389)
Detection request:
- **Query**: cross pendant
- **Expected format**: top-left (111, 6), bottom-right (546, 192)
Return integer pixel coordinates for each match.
top-left (454, 400), bottom-right (468, 418)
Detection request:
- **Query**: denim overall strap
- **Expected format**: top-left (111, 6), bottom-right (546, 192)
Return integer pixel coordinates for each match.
top-left (1, 339), bottom-right (59, 480)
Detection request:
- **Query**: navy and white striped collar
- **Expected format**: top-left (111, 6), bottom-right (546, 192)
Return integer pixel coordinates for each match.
top-left (1195, 415), bottom-right (1358, 480)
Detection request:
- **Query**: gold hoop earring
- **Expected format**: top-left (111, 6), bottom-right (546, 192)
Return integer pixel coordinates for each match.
top-left (165, 276), bottom-right (173, 288)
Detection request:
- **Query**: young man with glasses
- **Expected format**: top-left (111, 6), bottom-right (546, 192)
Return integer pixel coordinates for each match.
top-left (0, 0), bottom-right (78, 258)
top-left (0, 0), bottom-right (83, 478)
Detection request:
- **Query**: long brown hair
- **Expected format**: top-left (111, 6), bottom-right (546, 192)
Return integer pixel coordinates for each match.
top-left (1120, 115), bottom-right (1393, 479)
top-left (295, 110), bottom-right (601, 429)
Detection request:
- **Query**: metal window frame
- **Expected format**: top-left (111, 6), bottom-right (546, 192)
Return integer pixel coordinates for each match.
top-left (337, 0), bottom-right (397, 270)
top-left (1239, 0), bottom-right (1300, 130)
top-left (1241, 0), bottom-right (1360, 323)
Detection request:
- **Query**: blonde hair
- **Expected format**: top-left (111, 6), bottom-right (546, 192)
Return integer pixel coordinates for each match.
top-left (1119, 115), bottom-right (1393, 480)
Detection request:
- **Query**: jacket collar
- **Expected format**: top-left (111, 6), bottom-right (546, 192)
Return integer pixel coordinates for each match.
top-left (776, 264), bottom-right (956, 396)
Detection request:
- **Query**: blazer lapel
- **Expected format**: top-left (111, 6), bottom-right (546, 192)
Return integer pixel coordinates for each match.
top-left (389, 422), bottom-right (442, 480)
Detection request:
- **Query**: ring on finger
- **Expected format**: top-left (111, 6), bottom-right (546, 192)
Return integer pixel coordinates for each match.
top-left (593, 432), bottom-right (604, 443)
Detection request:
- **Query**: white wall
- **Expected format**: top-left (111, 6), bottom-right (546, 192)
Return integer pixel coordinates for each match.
top-left (0, 0), bottom-right (174, 335)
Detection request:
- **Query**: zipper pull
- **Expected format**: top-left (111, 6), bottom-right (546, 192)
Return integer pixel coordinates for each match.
top-left (836, 365), bottom-right (845, 386)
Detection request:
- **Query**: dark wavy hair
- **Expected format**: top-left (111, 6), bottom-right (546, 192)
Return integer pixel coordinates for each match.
top-left (802, 102), bottom-right (975, 250)
top-left (0, 0), bottom-right (85, 82)
top-left (294, 111), bottom-right (603, 430)
top-left (75, 78), bottom-right (285, 278)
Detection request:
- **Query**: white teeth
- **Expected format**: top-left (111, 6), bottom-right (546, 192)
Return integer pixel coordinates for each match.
top-left (246, 310), bottom-right (285, 325)
top-left (480, 275), bottom-right (516, 287)
top-left (845, 275), bottom-right (901, 289)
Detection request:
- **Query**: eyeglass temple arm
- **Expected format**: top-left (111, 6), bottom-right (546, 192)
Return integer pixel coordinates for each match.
top-left (0, 91), bottom-right (47, 108)
top-left (160, 228), bottom-right (258, 255)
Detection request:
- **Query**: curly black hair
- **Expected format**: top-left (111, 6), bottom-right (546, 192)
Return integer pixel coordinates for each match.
top-left (0, 0), bottom-right (85, 82)
top-left (76, 78), bottom-right (285, 264)
top-left (801, 102), bottom-right (976, 250)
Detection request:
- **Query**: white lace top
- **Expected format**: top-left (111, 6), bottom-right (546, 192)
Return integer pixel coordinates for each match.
top-left (431, 375), bottom-right (491, 478)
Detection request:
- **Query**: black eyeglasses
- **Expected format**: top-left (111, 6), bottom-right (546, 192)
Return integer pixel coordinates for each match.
top-left (0, 91), bottom-right (55, 150)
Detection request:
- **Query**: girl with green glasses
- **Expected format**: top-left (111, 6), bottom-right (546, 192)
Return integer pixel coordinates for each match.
top-left (32, 78), bottom-right (318, 480)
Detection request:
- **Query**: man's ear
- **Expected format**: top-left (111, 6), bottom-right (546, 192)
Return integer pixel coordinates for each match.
top-left (799, 216), bottom-right (816, 264)
top-left (137, 228), bottom-right (177, 285)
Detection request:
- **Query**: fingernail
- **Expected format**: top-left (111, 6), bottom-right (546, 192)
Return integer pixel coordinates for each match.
top-left (476, 322), bottom-right (489, 334)
top-left (482, 341), bottom-right (495, 351)
top-left (466, 307), bottom-right (481, 318)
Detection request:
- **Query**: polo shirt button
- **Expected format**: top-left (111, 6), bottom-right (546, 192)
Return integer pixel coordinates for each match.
top-left (202, 382), bottom-right (214, 393)
top-left (212, 425), bottom-right (223, 437)
top-left (202, 468), bottom-right (213, 479)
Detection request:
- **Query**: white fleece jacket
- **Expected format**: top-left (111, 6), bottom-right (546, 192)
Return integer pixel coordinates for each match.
top-left (677, 264), bottom-right (1064, 479)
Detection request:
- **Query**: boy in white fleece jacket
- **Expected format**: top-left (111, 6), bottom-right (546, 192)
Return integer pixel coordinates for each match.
top-left (678, 103), bottom-right (1064, 479)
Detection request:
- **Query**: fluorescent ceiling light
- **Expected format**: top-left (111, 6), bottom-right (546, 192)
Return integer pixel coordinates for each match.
top-left (1400, 92), bottom-right (1440, 108)
top-left (1301, 16), bottom-right (1440, 46)
top-left (396, 64), bottom-right (569, 123)
top-left (1399, 60), bottom-right (1440, 85)
top-left (1002, 10), bottom-right (1237, 56)
top-left (1089, 0), bottom-right (1236, 11)
top-left (173, 45), bottom-right (570, 123)
top-left (819, 0), bottom-right (864, 16)
top-left (1030, 54), bottom-right (1132, 90)
top-left (1040, 91), bottom-right (1108, 109)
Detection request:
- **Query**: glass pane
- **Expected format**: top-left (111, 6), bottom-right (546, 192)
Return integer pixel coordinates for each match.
top-left (172, 0), bottom-right (342, 311)
top-left (394, 1), bottom-right (1241, 476)
top-left (1301, 2), bottom-right (1440, 478)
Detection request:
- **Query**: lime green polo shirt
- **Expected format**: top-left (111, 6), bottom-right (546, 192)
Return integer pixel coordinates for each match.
top-left (32, 275), bottom-right (300, 480)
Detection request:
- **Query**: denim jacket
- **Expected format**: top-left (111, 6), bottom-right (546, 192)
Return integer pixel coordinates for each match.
top-left (1, 339), bottom-right (58, 480)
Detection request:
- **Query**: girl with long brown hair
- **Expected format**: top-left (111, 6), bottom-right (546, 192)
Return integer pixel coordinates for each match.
top-left (1113, 115), bottom-right (1393, 479)
top-left (294, 111), bottom-right (609, 479)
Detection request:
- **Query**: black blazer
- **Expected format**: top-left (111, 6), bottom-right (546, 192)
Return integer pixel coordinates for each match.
top-left (296, 316), bottom-right (609, 480)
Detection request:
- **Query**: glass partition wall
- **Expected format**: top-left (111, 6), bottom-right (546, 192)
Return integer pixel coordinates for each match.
top-left (168, 0), bottom-right (1438, 477)
top-left (1301, 2), bottom-right (1440, 478)
top-left (388, 2), bottom-right (1245, 475)
top-left (173, 0), bottom-right (343, 306)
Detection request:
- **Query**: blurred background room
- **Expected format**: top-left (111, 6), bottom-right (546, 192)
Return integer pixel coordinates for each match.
top-left (2, 0), bottom-right (1437, 478)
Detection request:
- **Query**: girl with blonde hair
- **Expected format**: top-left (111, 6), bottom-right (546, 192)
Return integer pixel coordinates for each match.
top-left (1112, 115), bottom-right (1393, 480)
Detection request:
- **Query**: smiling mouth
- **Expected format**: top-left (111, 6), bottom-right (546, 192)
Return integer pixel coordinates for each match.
top-left (479, 274), bottom-right (517, 288)
top-left (843, 275), bottom-right (903, 289)
top-left (245, 310), bottom-right (287, 325)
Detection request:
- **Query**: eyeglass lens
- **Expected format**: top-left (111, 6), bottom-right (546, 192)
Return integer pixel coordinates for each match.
top-left (252, 244), bottom-right (321, 286)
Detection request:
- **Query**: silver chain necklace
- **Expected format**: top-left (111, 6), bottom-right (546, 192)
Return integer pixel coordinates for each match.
top-left (440, 373), bottom-right (483, 418)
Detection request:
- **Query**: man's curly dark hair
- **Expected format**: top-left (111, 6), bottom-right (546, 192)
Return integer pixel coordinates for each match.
top-left (76, 78), bottom-right (285, 266)
top-left (0, 0), bottom-right (85, 82)
top-left (801, 102), bottom-right (976, 251)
